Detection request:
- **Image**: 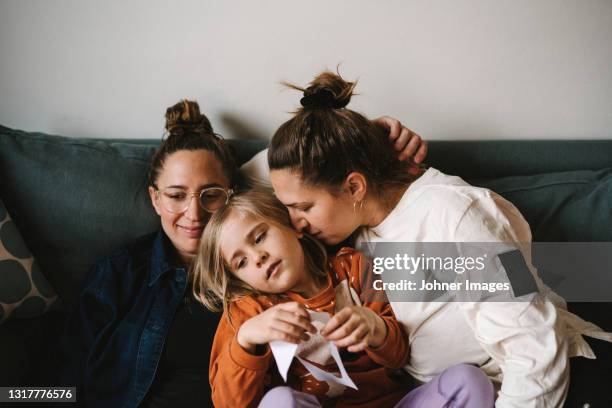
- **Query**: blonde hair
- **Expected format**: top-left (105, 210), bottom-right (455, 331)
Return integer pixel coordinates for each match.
top-left (191, 187), bottom-right (329, 314)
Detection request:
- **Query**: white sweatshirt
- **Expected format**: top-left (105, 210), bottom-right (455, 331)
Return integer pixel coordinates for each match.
top-left (356, 168), bottom-right (611, 408)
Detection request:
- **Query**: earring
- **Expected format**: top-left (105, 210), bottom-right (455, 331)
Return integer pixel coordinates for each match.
top-left (353, 200), bottom-right (365, 213)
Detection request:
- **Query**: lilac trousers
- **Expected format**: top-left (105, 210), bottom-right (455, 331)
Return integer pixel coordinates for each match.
top-left (258, 363), bottom-right (495, 408)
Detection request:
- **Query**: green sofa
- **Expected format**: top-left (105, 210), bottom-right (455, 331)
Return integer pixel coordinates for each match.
top-left (0, 125), bottom-right (610, 405)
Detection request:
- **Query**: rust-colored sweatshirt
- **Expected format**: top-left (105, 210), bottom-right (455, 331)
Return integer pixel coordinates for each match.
top-left (209, 248), bottom-right (410, 408)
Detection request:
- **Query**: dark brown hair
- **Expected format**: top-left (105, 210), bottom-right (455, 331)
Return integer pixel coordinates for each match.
top-left (148, 99), bottom-right (238, 187)
top-left (269, 71), bottom-right (415, 196)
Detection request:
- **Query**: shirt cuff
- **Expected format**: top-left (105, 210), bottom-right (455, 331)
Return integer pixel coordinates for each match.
top-left (229, 336), bottom-right (271, 371)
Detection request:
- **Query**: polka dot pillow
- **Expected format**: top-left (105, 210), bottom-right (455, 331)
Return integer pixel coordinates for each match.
top-left (0, 198), bottom-right (57, 324)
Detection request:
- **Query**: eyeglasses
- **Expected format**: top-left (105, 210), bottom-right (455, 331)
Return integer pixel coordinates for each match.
top-left (155, 186), bottom-right (233, 214)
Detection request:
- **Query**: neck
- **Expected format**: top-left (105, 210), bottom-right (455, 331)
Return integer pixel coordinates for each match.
top-left (178, 251), bottom-right (193, 268)
top-left (361, 185), bottom-right (409, 228)
top-left (292, 269), bottom-right (326, 299)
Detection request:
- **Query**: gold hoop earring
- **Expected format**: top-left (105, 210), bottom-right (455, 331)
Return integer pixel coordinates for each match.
top-left (353, 200), bottom-right (364, 214)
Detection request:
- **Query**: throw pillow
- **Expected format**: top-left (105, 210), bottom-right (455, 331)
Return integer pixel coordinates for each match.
top-left (0, 198), bottom-right (57, 324)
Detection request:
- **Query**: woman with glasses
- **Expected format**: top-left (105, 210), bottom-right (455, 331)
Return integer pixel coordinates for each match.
top-left (60, 99), bottom-right (427, 408)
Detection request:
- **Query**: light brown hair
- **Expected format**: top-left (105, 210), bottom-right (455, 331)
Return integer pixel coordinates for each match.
top-left (191, 187), bottom-right (328, 314)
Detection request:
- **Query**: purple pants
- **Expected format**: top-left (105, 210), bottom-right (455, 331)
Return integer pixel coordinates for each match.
top-left (258, 363), bottom-right (495, 408)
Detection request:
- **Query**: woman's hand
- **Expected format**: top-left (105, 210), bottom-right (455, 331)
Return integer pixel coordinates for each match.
top-left (373, 116), bottom-right (428, 164)
top-left (236, 302), bottom-right (317, 354)
top-left (321, 306), bottom-right (387, 353)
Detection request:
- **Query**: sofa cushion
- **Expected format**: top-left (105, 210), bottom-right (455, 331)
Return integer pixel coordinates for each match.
top-left (0, 323), bottom-right (30, 385)
top-left (474, 169), bottom-right (612, 242)
top-left (0, 125), bottom-right (267, 309)
top-left (0, 198), bottom-right (58, 324)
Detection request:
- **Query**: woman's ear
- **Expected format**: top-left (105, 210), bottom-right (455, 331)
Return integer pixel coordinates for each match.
top-left (343, 172), bottom-right (367, 202)
top-left (148, 186), bottom-right (162, 216)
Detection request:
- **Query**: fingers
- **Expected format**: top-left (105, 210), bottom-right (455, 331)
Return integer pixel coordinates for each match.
top-left (397, 131), bottom-right (424, 162)
top-left (325, 313), bottom-right (360, 341)
top-left (264, 302), bottom-right (315, 344)
top-left (321, 307), bottom-right (352, 336)
top-left (413, 139), bottom-right (428, 164)
top-left (332, 321), bottom-right (369, 349)
top-left (393, 127), bottom-right (412, 152)
top-left (278, 301), bottom-right (310, 319)
top-left (347, 339), bottom-right (369, 353)
top-left (322, 307), bottom-right (371, 349)
top-left (269, 327), bottom-right (306, 344)
top-left (275, 309), bottom-right (316, 334)
top-left (270, 318), bottom-right (311, 342)
top-left (373, 116), bottom-right (428, 164)
top-left (373, 116), bottom-right (402, 140)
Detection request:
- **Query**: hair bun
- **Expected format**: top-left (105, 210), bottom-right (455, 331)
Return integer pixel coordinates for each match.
top-left (300, 89), bottom-right (345, 109)
top-left (298, 71), bottom-right (356, 110)
top-left (165, 99), bottom-right (213, 135)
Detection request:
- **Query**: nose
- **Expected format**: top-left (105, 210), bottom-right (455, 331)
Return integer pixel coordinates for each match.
top-left (184, 195), bottom-right (204, 221)
top-left (255, 250), bottom-right (269, 268)
top-left (289, 210), bottom-right (309, 232)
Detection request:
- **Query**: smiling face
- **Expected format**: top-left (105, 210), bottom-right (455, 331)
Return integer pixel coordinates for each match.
top-left (269, 169), bottom-right (361, 245)
top-left (219, 210), bottom-right (309, 294)
top-left (149, 149), bottom-right (230, 264)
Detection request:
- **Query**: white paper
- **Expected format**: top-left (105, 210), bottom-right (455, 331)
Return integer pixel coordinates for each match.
top-left (269, 310), bottom-right (358, 390)
top-left (269, 340), bottom-right (298, 382)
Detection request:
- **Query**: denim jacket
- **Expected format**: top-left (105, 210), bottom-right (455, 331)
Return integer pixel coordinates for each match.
top-left (61, 231), bottom-right (192, 408)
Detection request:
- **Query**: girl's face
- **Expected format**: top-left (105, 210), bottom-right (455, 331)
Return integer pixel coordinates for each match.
top-left (149, 149), bottom-right (230, 263)
top-left (219, 210), bottom-right (309, 294)
top-left (269, 169), bottom-right (360, 246)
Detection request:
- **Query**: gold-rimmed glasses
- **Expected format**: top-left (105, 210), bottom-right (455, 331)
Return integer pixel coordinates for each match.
top-left (155, 186), bottom-right (233, 214)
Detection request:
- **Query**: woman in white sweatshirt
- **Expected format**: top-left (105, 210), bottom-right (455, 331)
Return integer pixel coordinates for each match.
top-left (248, 70), bottom-right (612, 407)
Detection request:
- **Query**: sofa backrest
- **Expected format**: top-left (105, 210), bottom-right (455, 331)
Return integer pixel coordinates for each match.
top-left (1, 125), bottom-right (611, 309)
top-left (0, 126), bottom-right (266, 308)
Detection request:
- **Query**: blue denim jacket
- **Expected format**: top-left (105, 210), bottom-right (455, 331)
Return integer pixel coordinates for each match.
top-left (61, 231), bottom-right (192, 408)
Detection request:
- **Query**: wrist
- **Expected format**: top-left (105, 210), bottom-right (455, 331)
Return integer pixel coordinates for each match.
top-left (236, 330), bottom-right (257, 354)
top-left (368, 316), bottom-right (388, 348)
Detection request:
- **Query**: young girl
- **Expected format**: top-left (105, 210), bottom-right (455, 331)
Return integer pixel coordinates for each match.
top-left (192, 188), bottom-right (494, 408)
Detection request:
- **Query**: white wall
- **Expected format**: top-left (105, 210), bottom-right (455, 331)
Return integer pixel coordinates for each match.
top-left (1, 0), bottom-right (611, 140)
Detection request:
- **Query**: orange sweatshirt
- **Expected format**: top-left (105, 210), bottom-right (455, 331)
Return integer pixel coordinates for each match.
top-left (209, 248), bottom-right (410, 408)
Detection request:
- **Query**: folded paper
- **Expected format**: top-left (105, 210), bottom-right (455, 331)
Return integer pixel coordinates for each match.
top-left (269, 310), bottom-right (358, 390)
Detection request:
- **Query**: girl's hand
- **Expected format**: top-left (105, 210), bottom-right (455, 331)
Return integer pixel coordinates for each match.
top-left (372, 116), bottom-right (428, 164)
top-left (321, 306), bottom-right (387, 353)
top-left (236, 302), bottom-right (317, 354)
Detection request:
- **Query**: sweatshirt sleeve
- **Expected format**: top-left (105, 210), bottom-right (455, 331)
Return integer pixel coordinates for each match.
top-left (452, 193), bottom-right (569, 408)
top-left (209, 298), bottom-right (273, 408)
top-left (341, 250), bottom-right (409, 369)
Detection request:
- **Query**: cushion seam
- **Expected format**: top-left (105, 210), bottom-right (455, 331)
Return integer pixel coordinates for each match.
top-left (493, 180), bottom-right (595, 194)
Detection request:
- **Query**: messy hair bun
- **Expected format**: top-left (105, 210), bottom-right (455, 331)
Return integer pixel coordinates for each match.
top-left (270, 70), bottom-right (415, 200)
top-left (284, 71), bottom-right (356, 110)
top-left (165, 99), bottom-right (214, 135)
top-left (148, 99), bottom-right (237, 188)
